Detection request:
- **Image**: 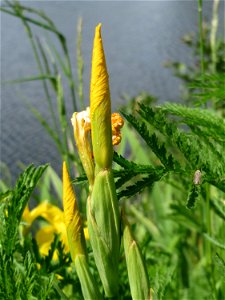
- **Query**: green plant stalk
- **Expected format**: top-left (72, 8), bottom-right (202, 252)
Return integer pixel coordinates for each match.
top-left (87, 169), bottom-right (120, 297)
top-left (56, 75), bottom-right (70, 165)
top-left (3, 1), bottom-right (78, 111)
top-left (122, 213), bottom-right (150, 300)
top-left (198, 0), bottom-right (205, 76)
top-left (205, 183), bottom-right (217, 297)
top-left (44, 36), bottom-right (78, 112)
top-left (210, 0), bottom-right (220, 73)
top-left (205, 183), bottom-right (212, 264)
top-left (77, 17), bottom-right (84, 109)
top-left (75, 255), bottom-right (102, 300)
top-left (35, 37), bottom-right (60, 131)
top-left (63, 46), bottom-right (78, 112)
top-left (29, 105), bottom-right (65, 156)
top-left (3, 2), bottom-right (77, 164)
top-left (12, 4), bottom-right (59, 136)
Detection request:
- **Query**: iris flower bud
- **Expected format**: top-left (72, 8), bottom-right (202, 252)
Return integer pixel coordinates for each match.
top-left (123, 212), bottom-right (150, 300)
top-left (90, 23), bottom-right (113, 169)
top-left (63, 161), bottom-right (86, 261)
top-left (63, 162), bottom-right (101, 299)
top-left (87, 24), bottom-right (120, 297)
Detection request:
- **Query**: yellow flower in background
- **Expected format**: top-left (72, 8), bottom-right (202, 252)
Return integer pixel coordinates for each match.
top-left (22, 202), bottom-right (88, 258)
top-left (22, 202), bottom-right (68, 258)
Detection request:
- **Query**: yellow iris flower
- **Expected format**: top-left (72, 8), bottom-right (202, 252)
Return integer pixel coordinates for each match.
top-left (22, 202), bottom-right (88, 259)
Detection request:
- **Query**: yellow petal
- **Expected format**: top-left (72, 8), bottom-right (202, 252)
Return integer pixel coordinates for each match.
top-left (90, 23), bottom-right (113, 169)
top-left (31, 202), bottom-right (64, 225)
top-left (83, 227), bottom-right (89, 240)
top-left (63, 162), bottom-right (79, 228)
top-left (71, 108), bottom-right (94, 187)
top-left (36, 225), bottom-right (68, 259)
top-left (22, 205), bottom-right (32, 225)
top-left (36, 225), bottom-right (55, 249)
top-left (90, 24), bottom-right (110, 117)
top-left (22, 202), bottom-right (64, 229)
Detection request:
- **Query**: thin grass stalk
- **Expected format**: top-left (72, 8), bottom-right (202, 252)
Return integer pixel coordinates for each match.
top-left (36, 37), bottom-right (59, 132)
top-left (210, 0), bottom-right (220, 73)
top-left (198, 0), bottom-right (205, 76)
top-left (56, 75), bottom-right (70, 165)
top-left (77, 17), bottom-right (84, 109)
top-left (36, 36), bottom-right (58, 88)
top-left (0, 6), bottom-right (51, 29)
top-left (197, 0), bottom-right (214, 279)
top-left (21, 27), bottom-right (68, 163)
top-left (60, 42), bottom-right (78, 112)
top-left (10, 2), bottom-right (59, 136)
top-left (2, 1), bottom-right (79, 164)
top-left (28, 106), bottom-right (64, 155)
top-left (43, 35), bottom-right (78, 112)
top-left (205, 183), bottom-right (217, 297)
top-left (6, 0), bottom-right (57, 29)
top-left (2, 1), bottom-right (78, 112)
top-left (9, 3), bottom-right (74, 164)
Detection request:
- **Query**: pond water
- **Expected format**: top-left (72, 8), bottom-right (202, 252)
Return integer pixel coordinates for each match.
top-left (1, 1), bottom-right (224, 182)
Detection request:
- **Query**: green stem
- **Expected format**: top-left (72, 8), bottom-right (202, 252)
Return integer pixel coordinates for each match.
top-left (205, 183), bottom-right (211, 264)
top-left (210, 0), bottom-right (220, 73)
top-left (198, 0), bottom-right (205, 76)
top-left (77, 17), bottom-right (84, 109)
top-left (61, 40), bottom-right (77, 112)
top-left (12, 3), bottom-right (59, 135)
top-left (205, 184), bottom-right (217, 297)
top-left (30, 38), bottom-right (59, 132)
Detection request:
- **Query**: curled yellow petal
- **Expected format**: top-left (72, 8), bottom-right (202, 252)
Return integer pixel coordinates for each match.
top-left (63, 162), bottom-right (86, 260)
top-left (90, 23), bottom-right (112, 169)
top-left (90, 23), bottom-right (110, 117)
top-left (71, 107), bottom-right (94, 187)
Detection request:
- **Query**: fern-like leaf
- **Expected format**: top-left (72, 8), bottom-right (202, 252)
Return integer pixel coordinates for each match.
top-left (123, 112), bottom-right (180, 171)
top-left (1, 164), bottom-right (48, 256)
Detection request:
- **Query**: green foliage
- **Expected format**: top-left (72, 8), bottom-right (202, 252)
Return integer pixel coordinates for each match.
top-left (165, 19), bottom-right (225, 110)
top-left (0, 164), bottom-right (56, 299)
top-left (186, 184), bottom-right (200, 209)
top-left (0, 164), bottom-right (48, 256)
top-left (0, 165), bottom-right (83, 299)
top-left (189, 73), bottom-right (225, 107)
top-left (1, 0), bottom-right (225, 299)
top-left (116, 95), bottom-right (225, 299)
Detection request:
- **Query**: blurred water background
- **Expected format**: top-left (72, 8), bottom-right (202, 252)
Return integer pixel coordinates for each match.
top-left (1, 1), bottom-right (224, 182)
